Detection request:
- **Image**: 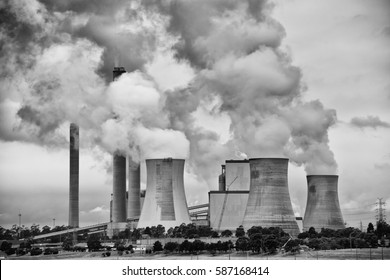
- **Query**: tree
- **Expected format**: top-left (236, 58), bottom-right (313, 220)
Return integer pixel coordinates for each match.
top-left (87, 236), bottom-right (102, 251)
top-left (247, 226), bottom-right (262, 238)
top-left (235, 237), bottom-right (250, 252)
top-left (211, 231), bottom-right (219, 238)
top-left (221, 230), bottom-right (233, 237)
top-left (264, 236), bottom-right (279, 253)
top-left (153, 241), bottom-right (163, 252)
top-left (41, 225), bottom-right (51, 234)
top-left (235, 226), bottom-right (245, 237)
top-left (376, 221), bottom-right (390, 238)
top-left (284, 239), bottom-right (300, 253)
top-left (308, 227), bottom-right (318, 238)
top-left (143, 227), bottom-right (151, 236)
top-left (192, 240), bottom-right (205, 253)
top-left (298, 232), bottom-right (309, 239)
top-left (132, 228), bottom-right (142, 240)
top-left (249, 233), bottom-right (263, 253)
top-left (30, 224), bottom-right (41, 236)
top-left (367, 223), bottom-right (374, 233)
top-left (164, 242), bottom-right (178, 253)
top-left (0, 241), bottom-right (12, 252)
top-left (179, 240), bottom-right (192, 253)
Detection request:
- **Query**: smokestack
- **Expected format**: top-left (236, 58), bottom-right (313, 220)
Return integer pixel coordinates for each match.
top-left (112, 154), bottom-right (127, 222)
top-left (111, 66), bottom-right (127, 223)
top-left (303, 175), bottom-right (345, 231)
top-left (127, 158), bottom-right (141, 219)
top-left (69, 123), bottom-right (79, 228)
top-left (218, 165), bottom-right (226, 191)
top-left (137, 158), bottom-right (191, 229)
top-left (242, 158), bottom-right (300, 236)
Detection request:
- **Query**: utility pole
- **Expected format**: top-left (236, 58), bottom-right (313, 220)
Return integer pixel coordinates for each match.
top-left (375, 198), bottom-right (386, 223)
top-left (18, 210), bottom-right (21, 239)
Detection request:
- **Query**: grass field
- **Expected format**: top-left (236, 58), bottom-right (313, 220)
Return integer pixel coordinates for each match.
top-left (6, 247), bottom-right (390, 260)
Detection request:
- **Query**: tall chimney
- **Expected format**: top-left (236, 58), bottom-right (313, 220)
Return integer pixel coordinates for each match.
top-left (242, 158), bottom-right (300, 236)
top-left (303, 175), bottom-right (345, 231)
top-left (69, 123), bottom-right (79, 228)
top-left (111, 66), bottom-right (127, 223)
top-left (127, 158), bottom-right (141, 219)
top-left (137, 158), bottom-right (191, 229)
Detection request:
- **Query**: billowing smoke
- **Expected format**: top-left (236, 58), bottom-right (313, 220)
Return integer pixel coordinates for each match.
top-left (142, 0), bottom-right (338, 175)
top-left (0, 0), bottom-right (189, 160)
top-left (0, 0), bottom-right (338, 196)
top-left (350, 115), bottom-right (390, 129)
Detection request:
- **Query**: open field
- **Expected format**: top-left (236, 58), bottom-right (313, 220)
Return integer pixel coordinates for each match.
top-left (5, 247), bottom-right (390, 260)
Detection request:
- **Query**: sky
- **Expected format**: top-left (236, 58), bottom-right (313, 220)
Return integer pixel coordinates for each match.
top-left (0, 0), bottom-right (389, 231)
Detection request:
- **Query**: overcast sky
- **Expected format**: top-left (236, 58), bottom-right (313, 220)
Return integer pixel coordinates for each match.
top-left (0, 0), bottom-right (389, 231)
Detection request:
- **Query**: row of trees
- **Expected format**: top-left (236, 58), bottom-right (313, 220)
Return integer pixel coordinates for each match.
top-left (0, 224), bottom-right (72, 240)
top-left (296, 225), bottom-right (387, 250)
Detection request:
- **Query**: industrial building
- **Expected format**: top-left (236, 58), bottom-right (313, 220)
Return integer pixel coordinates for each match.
top-left (137, 158), bottom-right (191, 229)
top-left (303, 175), bottom-right (345, 231)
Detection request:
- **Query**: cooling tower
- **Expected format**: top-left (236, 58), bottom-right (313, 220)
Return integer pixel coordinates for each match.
top-left (68, 123), bottom-right (79, 228)
top-left (137, 158), bottom-right (191, 229)
top-left (128, 158), bottom-right (141, 219)
top-left (303, 175), bottom-right (345, 231)
top-left (242, 158), bottom-right (300, 236)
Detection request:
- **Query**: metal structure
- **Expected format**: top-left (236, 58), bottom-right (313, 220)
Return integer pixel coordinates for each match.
top-left (128, 158), bottom-right (141, 219)
top-left (111, 67), bottom-right (127, 223)
top-left (303, 175), bottom-right (345, 231)
top-left (69, 123), bottom-right (79, 228)
top-left (242, 158), bottom-right (300, 236)
top-left (137, 158), bottom-right (191, 229)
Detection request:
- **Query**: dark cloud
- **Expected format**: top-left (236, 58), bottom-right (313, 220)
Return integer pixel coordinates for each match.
top-left (350, 115), bottom-right (390, 129)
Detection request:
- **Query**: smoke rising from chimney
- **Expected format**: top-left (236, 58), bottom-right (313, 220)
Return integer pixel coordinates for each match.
top-left (0, 0), bottom-right (338, 191)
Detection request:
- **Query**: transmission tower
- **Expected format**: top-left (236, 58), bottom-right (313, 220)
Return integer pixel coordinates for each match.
top-left (375, 198), bottom-right (386, 223)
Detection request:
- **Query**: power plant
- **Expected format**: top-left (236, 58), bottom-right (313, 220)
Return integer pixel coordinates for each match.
top-left (137, 158), bottom-right (191, 229)
top-left (65, 67), bottom-right (346, 237)
top-left (303, 175), bottom-right (345, 231)
top-left (242, 158), bottom-right (300, 236)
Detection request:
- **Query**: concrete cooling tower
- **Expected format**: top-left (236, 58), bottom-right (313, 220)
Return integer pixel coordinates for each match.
top-left (242, 158), bottom-right (300, 236)
top-left (303, 175), bottom-right (345, 231)
top-left (69, 123), bottom-right (79, 228)
top-left (137, 158), bottom-right (191, 229)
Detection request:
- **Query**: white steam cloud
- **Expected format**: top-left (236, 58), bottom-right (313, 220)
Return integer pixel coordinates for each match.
top-left (0, 0), bottom-right (339, 193)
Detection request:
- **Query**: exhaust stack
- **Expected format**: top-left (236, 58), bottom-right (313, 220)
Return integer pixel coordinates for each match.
top-left (111, 67), bottom-right (127, 223)
top-left (242, 158), bottom-right (300, 236)
top-left (303, 175), bottom-right (345, 231)
top-left (68, 123), bottom-right (79, 228)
